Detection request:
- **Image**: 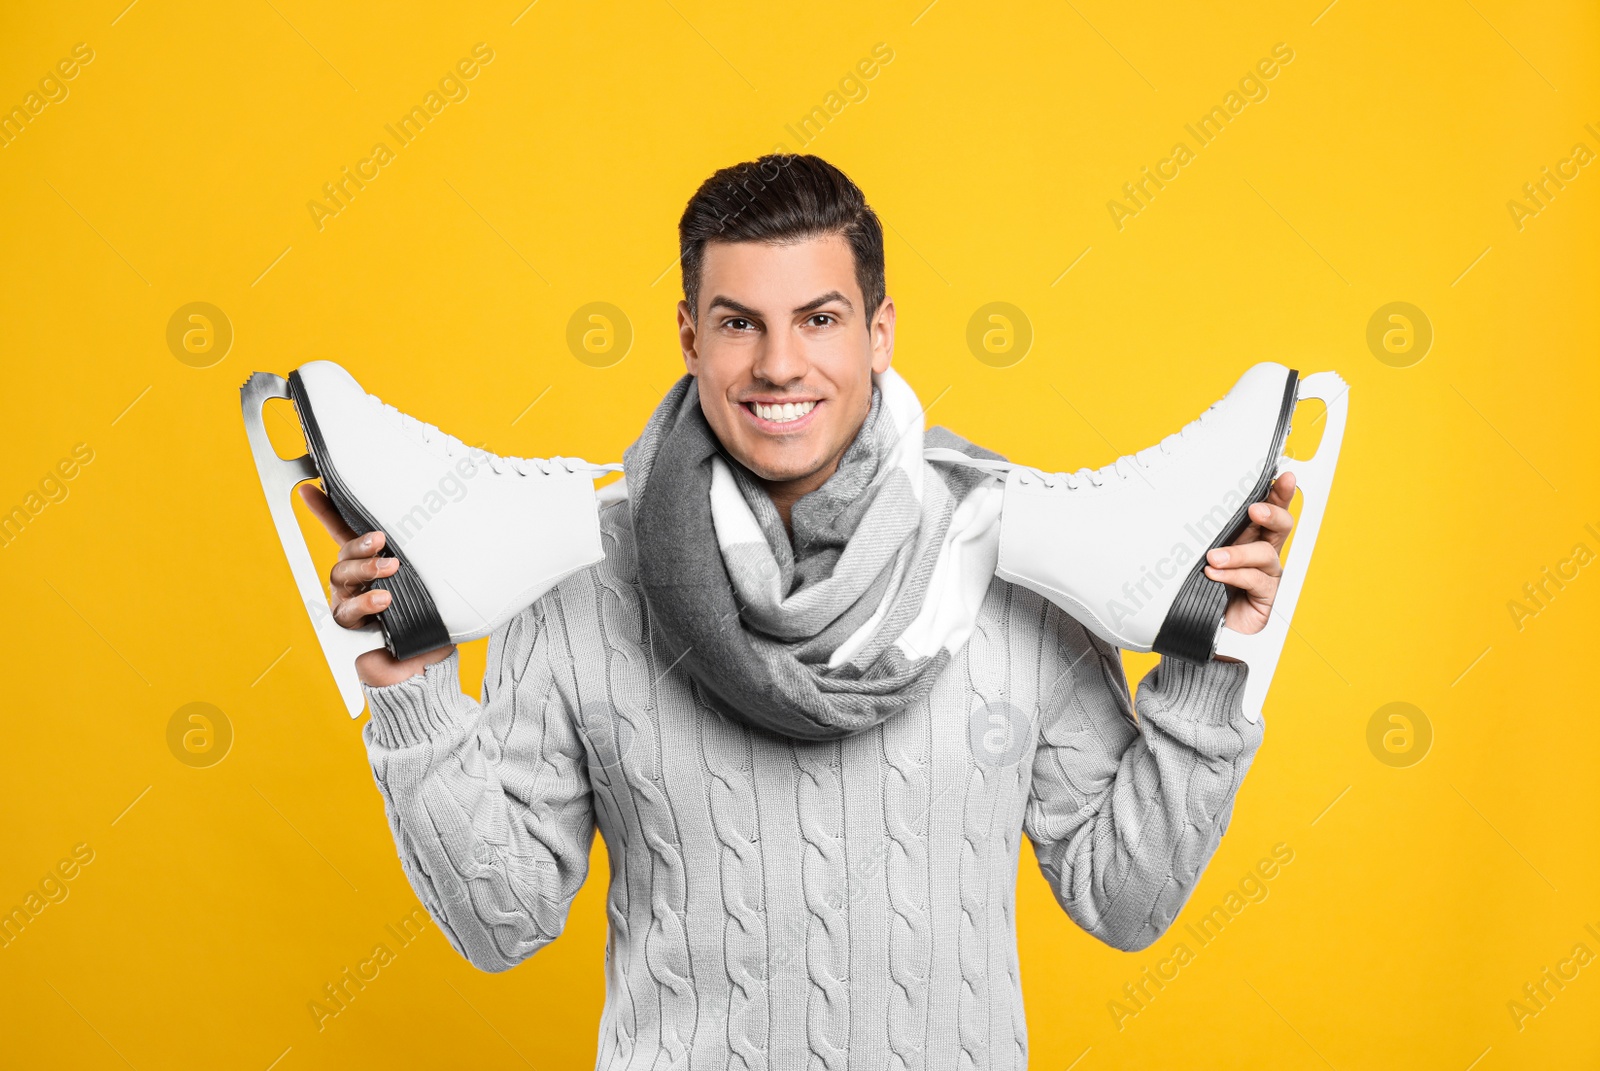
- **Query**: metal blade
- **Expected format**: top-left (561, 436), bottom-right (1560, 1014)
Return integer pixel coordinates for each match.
top-left (1212, 370), bottom-right (1350, 723)
top-left (241, 372), bottom-right (384, 718)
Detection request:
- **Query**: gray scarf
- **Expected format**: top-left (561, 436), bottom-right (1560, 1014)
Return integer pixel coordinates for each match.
top-left (624, 369), bottom-right (1003, 741)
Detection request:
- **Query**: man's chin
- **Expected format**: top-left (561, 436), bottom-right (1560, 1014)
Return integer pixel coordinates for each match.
top-left (729, 441), bottom-right (832, 485)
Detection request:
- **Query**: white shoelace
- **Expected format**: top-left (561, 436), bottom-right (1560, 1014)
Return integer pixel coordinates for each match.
top-left (378, 398), bottom-right (625, 478)
top-left (366, 391), bottom-right (1226, 488)
top-left (923, 399), bottom-right (1222, 490)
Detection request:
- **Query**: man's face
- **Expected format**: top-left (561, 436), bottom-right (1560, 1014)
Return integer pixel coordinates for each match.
top-left (678, 234), bottom-right (894, 491)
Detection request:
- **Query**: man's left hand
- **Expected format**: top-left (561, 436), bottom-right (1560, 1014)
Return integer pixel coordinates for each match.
top-left (1205, 470), bottom-right (1296, 640)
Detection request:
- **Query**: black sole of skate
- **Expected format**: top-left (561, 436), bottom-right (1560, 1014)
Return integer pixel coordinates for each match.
top-left (1152, 369), bottom-right (1300, 664)
top-left (287, 370), bottom-right (452, 662)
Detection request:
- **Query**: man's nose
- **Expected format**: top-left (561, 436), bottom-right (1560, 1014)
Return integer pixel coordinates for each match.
top-left (753, 327), bottom-right (808, 386)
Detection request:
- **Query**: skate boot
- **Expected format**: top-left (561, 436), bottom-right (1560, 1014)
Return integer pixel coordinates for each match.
top-left (926, 363), bottom-right (1348, 723)
top-left (241, 361), bottom-right (622, 717)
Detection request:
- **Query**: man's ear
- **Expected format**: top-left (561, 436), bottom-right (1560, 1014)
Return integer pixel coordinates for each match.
top-left (870, 296), bottom-right (896, 375)
top-left (676, 299), bottom-right (699, 375)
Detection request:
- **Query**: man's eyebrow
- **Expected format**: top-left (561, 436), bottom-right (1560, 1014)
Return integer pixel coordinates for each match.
top-left (794, 290), bottom-right (852, 315)
top-left (706, 295), bottom-right (763, 318)
top-left (705, 291), bottom-right (854, 318)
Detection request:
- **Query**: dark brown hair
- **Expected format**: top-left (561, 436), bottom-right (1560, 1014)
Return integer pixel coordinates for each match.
top-left (678, 154), bottom-right (886, 325)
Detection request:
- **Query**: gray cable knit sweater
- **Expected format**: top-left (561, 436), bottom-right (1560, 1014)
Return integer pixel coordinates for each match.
top-left (362, 495), bottom-right (1264, 1068)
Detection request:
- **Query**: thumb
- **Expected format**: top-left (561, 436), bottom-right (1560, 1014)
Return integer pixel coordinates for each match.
top-left (298, 483), bottom-right (358, 544)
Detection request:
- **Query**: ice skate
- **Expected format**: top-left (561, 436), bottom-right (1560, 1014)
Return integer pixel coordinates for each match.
top-left (926, 363), bottom-right (1348, 723)
top-left (240, 361), bottom-right (622, 717)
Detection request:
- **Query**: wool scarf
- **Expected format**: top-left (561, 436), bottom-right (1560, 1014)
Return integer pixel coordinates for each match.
top-left (623, 367), bottom-right (1005, 741)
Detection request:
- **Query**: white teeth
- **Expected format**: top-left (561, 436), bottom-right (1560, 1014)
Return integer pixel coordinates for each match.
top-left (753, 400), bottom-right (816, 424)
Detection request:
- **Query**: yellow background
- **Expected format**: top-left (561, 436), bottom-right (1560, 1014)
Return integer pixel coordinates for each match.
top-left (2, 0), bottom-right (1597, 1067)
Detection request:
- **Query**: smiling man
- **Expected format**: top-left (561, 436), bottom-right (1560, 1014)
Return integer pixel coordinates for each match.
top-left (304, 154), bottom-right (1293, 1066)
top-left (679, 226), bottom-right (891, 527)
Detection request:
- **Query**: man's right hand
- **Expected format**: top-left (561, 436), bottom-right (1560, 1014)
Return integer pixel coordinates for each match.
top-left (299, 483), bottom-right (456, 688)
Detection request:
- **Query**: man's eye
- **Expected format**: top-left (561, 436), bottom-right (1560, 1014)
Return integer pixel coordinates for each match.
top-left (724, 317), bottom-right (753, 331)
top-left (808, 314), bottom-right (836, 327)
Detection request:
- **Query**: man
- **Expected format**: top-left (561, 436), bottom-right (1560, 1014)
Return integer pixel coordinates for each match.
top-left (301, 154), bottom-right (1295, 1065)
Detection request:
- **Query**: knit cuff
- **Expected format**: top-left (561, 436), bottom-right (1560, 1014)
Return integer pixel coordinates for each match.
top-left (1146, 656), bottom-right (1251, 726)
top-left (363, 650), bottom-right (477, 749)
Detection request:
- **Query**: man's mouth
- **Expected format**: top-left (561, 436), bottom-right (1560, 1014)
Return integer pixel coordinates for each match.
top-left (743, 399), bottom-right (820, 427)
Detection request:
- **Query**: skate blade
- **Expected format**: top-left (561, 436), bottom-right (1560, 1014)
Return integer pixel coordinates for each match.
top-left (1211, 370), bottom-right (1349, 723)
top-left (241, 372), bottom-right (385, 718)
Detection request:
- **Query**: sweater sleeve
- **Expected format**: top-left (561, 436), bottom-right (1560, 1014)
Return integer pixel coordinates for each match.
top-left (1022, 605), bottom-right (1264, 952)
top-left (360, 599), bottom-right (596, 972)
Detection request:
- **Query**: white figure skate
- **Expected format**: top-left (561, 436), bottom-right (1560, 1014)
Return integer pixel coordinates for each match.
top-left (927, 363), bottom-right (1347, 723)
top-left (240, 361), bottom-right (621, 717)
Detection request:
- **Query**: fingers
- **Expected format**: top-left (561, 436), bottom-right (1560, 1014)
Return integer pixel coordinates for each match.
top-left (1207, 540), bottom-right (1282, 576)
top-left (328, 528), bottom-right (399, 631)
top-left (1267, 469), bottom-right (1296, 507)
top-left (331, 552), bottom-right (399, 592)
top-left (1205, 539), bottom-right (1283, 602)
top-left (1231, 475), bottom-right (1297, 551)
top-left (338, 528), bottom-right (386, 563)
top-left (299, 483), bottom-right (358, 544)
top-left (1205, 565), bottom-right (1279, 603)
top-left (334, 586), bottom-right (392, 629)
top-left (1212, 473), bottom-right (1294, 635)
top-left (1249, 499), bottom-right (1294, 553)
top-left (331, 545), bottom-right (398, 628)
top-left (301, 496), bottom-right (400, 629)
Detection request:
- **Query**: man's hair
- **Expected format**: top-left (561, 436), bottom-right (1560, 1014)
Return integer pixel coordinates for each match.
top-left (678, 154), bottom-right (886, 325)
